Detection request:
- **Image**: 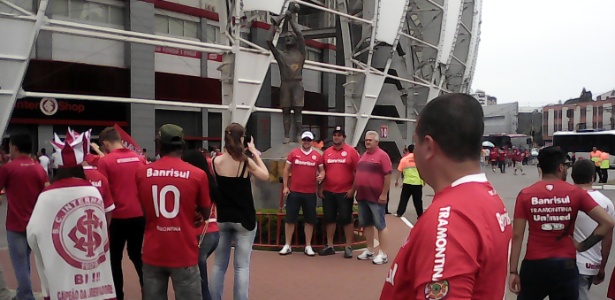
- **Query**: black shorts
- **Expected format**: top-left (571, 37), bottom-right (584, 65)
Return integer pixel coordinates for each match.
top-left (518, 258), bottom-right (579, 300)
top-left (322, 191), bottom-right (353, 225)
top-left (285, 192), bottom-right (317, 224)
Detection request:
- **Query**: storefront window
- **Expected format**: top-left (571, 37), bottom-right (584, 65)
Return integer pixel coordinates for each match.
top-left (51, 0), bottom-right (125, 28)
top-left (155, 13), bottom-right (200, 39)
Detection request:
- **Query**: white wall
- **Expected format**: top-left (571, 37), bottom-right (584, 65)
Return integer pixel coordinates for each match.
top-left (52, 33), bottom-right (125, 68)
top-left (154, 52), bottom-right (200, 76)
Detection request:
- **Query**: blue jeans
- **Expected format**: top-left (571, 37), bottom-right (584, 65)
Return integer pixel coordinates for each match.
top-left (210, 223), bottom-right (256, 300)
top-left (7, 231), bottom-right (34, 300)
top-left (198, 232), bottom-right (219, 300)
top-left (357, 200), bottom-right (387, 231)
top-left (142, 263), bottom-right (201, 300)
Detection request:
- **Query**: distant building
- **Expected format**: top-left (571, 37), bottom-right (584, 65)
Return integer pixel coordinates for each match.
top-left (596, 89), bottom-right (615, 101)
top-left (472, 89), bottom-right (498, 106)
top-left (542, 89), bottom-right (615, 143)
top-left (483, 102), bottom-right (518, 135)
top-left (517, 107), bottom-right (543, 145)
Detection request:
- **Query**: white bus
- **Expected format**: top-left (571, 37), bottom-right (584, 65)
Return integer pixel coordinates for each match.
top-left (552, 130), bottom-right (615, 165)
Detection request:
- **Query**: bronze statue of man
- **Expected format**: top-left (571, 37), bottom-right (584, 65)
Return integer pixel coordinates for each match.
top-left (267, 9), bottom-right (306, 144)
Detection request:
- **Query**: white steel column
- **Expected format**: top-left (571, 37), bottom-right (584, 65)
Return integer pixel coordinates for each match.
top-left (350, 0), bottom-right (411, 146)
top-left (461, 0), bottom-right (483, 93)
top-left (427, 0), bottom-right (463, 102)
top-left (0, 0), bottom-right (49, 135)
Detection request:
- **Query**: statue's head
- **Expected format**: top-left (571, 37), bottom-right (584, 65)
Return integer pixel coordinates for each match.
top-left (283, 33), bottom-right (297, 48)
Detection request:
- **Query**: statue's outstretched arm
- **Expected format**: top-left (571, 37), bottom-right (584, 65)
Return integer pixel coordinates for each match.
top-left (288, 16), bottom-right (306, 57)
top-left (266, 23), bottom-right (283, 61)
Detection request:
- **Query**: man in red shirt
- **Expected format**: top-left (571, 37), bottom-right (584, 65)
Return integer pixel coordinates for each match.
top-left (135, 124), bottom-right (211, 299)
top-left (353, 130), bottom-right (392, 265)
top-left (83, 159), bottom-right (115, 226)
top-left (317, 126), bottom-right (359, 258)
top-left (0, 133), bottom-right (48, 300)
top-left (380, 93), bottom-right (512, 299)
top-left (513, 148), bottom-right (526, 176)
top-left (97, 126), bottom-right (147, 300)
top-left (509, 146), bottom-right (614, 299)
top-left (280, 131), bottom-right (325, 256)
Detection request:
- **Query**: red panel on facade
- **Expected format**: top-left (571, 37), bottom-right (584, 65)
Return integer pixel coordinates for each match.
top-left (23, 60), bottom-right (130, 97)
top-left (155, 73), bottom-right (222, 104)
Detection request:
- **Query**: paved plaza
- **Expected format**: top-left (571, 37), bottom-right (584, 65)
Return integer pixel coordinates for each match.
top-left (0, 168), bottom-right (614, 299)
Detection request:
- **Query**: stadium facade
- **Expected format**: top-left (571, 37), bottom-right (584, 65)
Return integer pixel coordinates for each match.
top-left (0, 0), bottom-right (482, 159)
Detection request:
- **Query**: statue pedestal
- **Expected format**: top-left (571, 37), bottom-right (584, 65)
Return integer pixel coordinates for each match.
top-left (252, 143), bottom-right (322, 209)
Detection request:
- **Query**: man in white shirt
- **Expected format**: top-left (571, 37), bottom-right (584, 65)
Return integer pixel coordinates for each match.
top-left (38, 148), bottom-right (50, 176)
top-left (51, 149), bottom-right (61, 177)
top-left (573, 159), bottom-right (615, 300)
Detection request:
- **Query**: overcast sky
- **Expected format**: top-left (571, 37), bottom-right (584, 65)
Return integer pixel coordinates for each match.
top-left (471, 0), bottom-right (615, 107)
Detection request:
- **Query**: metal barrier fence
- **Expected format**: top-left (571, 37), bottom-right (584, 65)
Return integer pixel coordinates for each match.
top-left (254, 211), bottom-right (366, 251)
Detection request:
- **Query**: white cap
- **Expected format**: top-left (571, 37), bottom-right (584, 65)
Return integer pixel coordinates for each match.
top-left (300, 131), bottom-right (314, 140)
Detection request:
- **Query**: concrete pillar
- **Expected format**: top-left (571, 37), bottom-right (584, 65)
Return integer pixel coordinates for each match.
top-left (127, 0), bottom-right (156, 152)
top-left (561, 107), bottom-right (568, 131)
top-left (201, 108), bottom-right (209, 150)
top-left (246, 25), bottom-right (272, 150)
top-left (586, 105), bottom-right (593, 129)
top-left (574, 106), bottom-right (581, 129)
top-left (604, 104), bottom-right (613, 129)
top-left (548, 109), bottom-right (554, 136)
top-left (37, 125), bottom-right (53, 152)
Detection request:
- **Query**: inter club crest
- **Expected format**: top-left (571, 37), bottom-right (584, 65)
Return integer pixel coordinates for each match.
top-left (52, 196), bottom-right (109, 270)
top-left (341, 151), bottom-right (347, 157)
top-left (424, 280), bottom-right (449, 299)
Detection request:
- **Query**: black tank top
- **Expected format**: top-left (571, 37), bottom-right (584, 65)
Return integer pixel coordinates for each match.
top-left (212, 158), bottom-right (256, 231)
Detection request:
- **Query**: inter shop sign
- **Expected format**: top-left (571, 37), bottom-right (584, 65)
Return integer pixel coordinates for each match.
top-left (11, 97), bottom-right (128, 124)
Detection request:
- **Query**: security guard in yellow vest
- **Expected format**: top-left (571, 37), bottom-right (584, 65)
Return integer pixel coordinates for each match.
top-left (600, 151), bottom-right (610, 183)
top-left (394, 145), bottom-right (424, 218)
top-left (590, 147), bottom-right (603, 182)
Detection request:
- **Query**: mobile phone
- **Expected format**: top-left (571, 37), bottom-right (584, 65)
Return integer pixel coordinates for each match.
top-left (243, 133), bottom-right (252, 148)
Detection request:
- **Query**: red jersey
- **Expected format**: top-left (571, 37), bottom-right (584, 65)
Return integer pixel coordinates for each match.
top-left (286, 148), bottom-right (324, 194)
top-left (322, 144), bottom-right (359, 193)
top-left (195, 204), bottom-right (218, 235)
top-left (136, 156), bottom-right (211, 268)
top-left (381, 174), bottom-right (512, 300)
top-left (97, 148), bottom-right (146, 219)
top-left (355, 148), bottom-right (392, 202)
top-left (489, 151), bottom-right (498, 161)
top-left (498, 150), bottom-right (506, 161)
top-left (84, 166), bottom-right (115, 213)
top-left (514, 180), bottom-right (598, 260)
top-left (0, 156), bottom-right (48, 231)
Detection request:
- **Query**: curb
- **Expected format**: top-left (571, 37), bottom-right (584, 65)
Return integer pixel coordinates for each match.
top-left (592, 185), bottom-right (615, 190)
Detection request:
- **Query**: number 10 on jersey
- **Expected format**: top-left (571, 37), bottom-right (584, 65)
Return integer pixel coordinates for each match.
top-left (152, 185), bottom-right (180, 219)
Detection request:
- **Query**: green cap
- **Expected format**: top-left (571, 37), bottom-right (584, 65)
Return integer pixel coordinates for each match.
top-left (157, 124), bottom-right (184, 145)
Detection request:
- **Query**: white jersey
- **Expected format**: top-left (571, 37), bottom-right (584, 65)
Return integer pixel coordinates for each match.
top-left (38, 155), bottom-right (50, 173)
top-left (574, 190), bottom-right (615, 275)
top-left (52, 152), bottom-right (61, 169)
top-left (27, 178), bottom-right (116, 300)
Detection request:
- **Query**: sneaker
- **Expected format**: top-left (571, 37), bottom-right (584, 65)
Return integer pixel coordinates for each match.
top-left (319, 246), bottom-right (335, 256)
top-left (372, 253), bottom-right (389, 265)
top-left (357, 249), bottom-right (374, 260)
top-left (279, 245), bottom-right (292, 255)
top-left (304, 246), bottom-right (316, 256)
top-left (344, 246), bottom-right (353, 259)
